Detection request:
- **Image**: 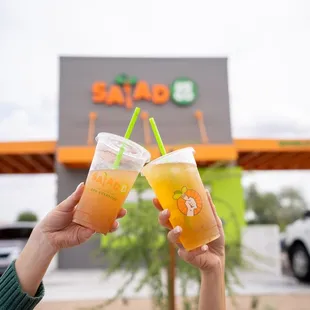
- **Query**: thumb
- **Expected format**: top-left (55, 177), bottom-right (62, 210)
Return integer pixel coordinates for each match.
top-left (57, 182), bottom-right (84, 212)
top-left (78, 227), bottom-right (95, 243)
top-left (178, 245), bottom-right (208, 264)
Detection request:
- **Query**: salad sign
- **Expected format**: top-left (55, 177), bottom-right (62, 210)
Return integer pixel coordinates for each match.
top-left (92, 74), bottom-right (198, 109)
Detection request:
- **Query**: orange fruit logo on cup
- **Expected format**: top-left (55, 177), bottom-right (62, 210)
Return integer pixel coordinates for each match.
top-left (173, 186), bottom-right (202, 216)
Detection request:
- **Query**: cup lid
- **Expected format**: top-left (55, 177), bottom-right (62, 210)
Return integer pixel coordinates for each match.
top-left (96, 132), bottom-right (151, 163)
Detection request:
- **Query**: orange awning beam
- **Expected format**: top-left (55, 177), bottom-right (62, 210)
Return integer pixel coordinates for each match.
top-left (194, 110), bottom-right (208, 144)
top-left (87, 112), bottom-right (98, 145)
top-left (140, 110), bottom-right (152, 146)
top-left (2, 139), bottom-right (310, 173)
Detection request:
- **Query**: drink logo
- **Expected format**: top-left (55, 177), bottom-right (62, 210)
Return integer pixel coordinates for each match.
top-left (173, 186), bottom-right (202, 216)
top-left (92, 171), bottom-right (128, 194)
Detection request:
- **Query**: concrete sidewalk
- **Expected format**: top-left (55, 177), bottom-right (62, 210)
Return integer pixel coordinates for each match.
top-left (42, 269), bottom-right (310, 302)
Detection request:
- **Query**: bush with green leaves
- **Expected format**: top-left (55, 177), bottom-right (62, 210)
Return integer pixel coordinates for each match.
top-left (93, 173), bottom-right (242, 310)
top-left (16, 211), bottom-right (38, 222)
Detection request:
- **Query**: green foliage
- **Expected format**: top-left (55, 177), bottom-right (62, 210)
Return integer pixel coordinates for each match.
top-left (91, 171), bottom-right (243, 310)
top-left (16, 211), bottom-right (38, 222)
top-left (94, 177), bottom-right (171, 309)
top-left (245, 183), bottom-right (307, 230)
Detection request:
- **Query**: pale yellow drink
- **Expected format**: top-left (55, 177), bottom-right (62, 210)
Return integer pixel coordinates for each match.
top-left (143, 148), bottom-right (220, 250)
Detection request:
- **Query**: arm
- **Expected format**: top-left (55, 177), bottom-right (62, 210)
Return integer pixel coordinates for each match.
top-left (199, 259), bottom-right (226, 310)
top-left (0, 183), bottom-right (126, 310)
top-left (0, 229), bottom-right (50, 310)
top-left (15, 228), bottom-right (56, 296)
top-left (154, 191), bottom-right (226, 310)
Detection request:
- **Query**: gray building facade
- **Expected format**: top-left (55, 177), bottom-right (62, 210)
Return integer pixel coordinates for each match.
top-left (57, 57), bottom-right (232, 269)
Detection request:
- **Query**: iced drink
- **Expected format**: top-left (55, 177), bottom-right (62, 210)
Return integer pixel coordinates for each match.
top-left (73, 132), bottom-right (151, 234)
top-left (142, 147), bottom-right (220, 250)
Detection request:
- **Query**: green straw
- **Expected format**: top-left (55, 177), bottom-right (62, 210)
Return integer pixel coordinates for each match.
top-left (113, 107), bottom-right (141, 169)
top-left (149, 118), bottom-right (167, 156)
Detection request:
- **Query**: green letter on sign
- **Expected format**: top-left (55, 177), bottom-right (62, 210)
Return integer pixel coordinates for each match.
top-left (170, 78), bottom-right (198, 106)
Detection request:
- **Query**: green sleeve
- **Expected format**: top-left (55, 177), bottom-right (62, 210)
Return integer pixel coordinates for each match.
top-left (0, 261), bottom-right (45, 310)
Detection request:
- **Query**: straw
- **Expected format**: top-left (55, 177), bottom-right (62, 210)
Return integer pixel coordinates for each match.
top-left (149, 118), bottom-right (167, 156)
top-left (113, 107), bottom-right (141, 169)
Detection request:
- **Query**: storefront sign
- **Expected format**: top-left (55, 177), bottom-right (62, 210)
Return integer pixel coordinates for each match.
top-left (92, 74), bottom-right (198, 109)
top-left (279, 140), bottom-right (310, 146)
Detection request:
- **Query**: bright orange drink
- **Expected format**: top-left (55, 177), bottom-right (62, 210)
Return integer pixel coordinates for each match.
top-left (74, 169), bottom-right (138, 234)
top-left (142, 148), bottom-right (220, 250)
top-left (73, 132), bottom-right (150, 234)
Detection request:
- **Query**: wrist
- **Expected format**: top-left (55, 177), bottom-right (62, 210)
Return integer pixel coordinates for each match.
top-left (15, 225), bottom-right (56, 297)
top-left (30, 225), bottom-right (58, 258)
top-left (17, 225), bottom-right (57, 268)
top-left (200, 257), bottom-right (225, 277)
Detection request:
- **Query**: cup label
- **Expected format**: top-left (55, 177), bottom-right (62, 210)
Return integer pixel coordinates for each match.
top-left (173, 186), bottom-right (202, 217)
top-left (89, 171), bottom-right (129, 201)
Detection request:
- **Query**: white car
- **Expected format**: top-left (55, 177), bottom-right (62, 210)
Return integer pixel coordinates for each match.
top-left (0, 222), bottom-right (36, 276)
top-left (285, 210), bottom-right (310, 283)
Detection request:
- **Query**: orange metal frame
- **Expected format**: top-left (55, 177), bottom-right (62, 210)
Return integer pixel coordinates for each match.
top-left (1, 139), bottom-right (310, 174)
top-left (1, 111), bottom-right (310, 173)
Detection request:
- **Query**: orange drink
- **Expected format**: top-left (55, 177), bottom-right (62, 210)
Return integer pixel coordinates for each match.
top-left (73, 133), bottom-right (150, 234)
top-left (142, 148), bottom-right (220, 250)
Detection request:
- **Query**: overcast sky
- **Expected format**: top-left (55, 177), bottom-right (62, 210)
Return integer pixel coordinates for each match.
top-left (0, 0), bottom-right (310, 222)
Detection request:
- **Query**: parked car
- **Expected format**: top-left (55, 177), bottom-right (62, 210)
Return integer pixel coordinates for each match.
top-left (0, 222), bottom-right (36, 276)
top-left (285, 210), bottom-right (310, 283)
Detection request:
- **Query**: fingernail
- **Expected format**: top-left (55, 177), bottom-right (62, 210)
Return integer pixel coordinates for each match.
top-left (174, 226), bottom-right (182, 234)
top-left (75, 182), bottom-right (84, 192)
top-left (201, 245), bottom-right (208, 251)
top-left (162, 209), bottom-right (169, 216)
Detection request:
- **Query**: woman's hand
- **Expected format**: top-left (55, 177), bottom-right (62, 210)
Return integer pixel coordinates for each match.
top-left (153, 191), bottom-right (225, 272)
top-left (15, 182), bottom-right (127, 297)
top-left (35, 182), bottom-right (127, 253)
top-left (154, 191), bottom-right (226, 309)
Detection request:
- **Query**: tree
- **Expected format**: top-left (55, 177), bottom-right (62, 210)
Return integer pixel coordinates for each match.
top-left (245, 184), bottom-right (280, 225)
top-left (92, 166), bottom-right (242, 310)
top-left (277, 186), bottom-right (307, 229)
top-left (245, 184), bottom-right (307, 230)
top-left (17, 211), bottom-right (38, 222)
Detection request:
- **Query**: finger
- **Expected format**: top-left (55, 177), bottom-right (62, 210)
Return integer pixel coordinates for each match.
top-left (153, 198), bottom-right (163, 212)
top-left (77, 226), bottom-right (95, 243)
top-left (58, 183), bottom-right (84, 212)
top-left (178, 244), bottom-right (209, 262)
top-left (158, 209), bottom-right (173, 230)
top-left (206, 191), bottom-right (223, 228)
top-left (167, 226), bottom-right (183, 247)
top-left (109, 221), bottom-right (119, 233)
top-left (116, 208), bottom-right (127, 219)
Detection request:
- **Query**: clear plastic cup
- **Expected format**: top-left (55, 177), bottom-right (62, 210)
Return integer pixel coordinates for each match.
top-left (142, 147), bottom-right (220, 250)
top-left (73, 132), bottom-right (151, 234)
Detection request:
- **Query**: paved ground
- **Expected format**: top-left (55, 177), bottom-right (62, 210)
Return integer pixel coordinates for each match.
top-left (35, 267), bottom-right (310, 309)
top-left (41, 268), bottom-right (310, 302)
top-left (37, 295), bottom-right (310, 310)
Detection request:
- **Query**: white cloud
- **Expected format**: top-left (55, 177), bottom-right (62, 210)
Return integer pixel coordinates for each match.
top-left (0, 0), bottom-right (310, 221)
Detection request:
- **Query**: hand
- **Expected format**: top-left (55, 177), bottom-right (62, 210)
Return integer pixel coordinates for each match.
top-left (34, 182), bottom-right (127, 253)
top-left (153, 191), bottom-right (225, 273)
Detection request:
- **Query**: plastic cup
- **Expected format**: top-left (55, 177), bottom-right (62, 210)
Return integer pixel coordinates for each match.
top-left (73, 132), bottom-right (151, 234)
top-left (142, 147), bottom-right (220, 250)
